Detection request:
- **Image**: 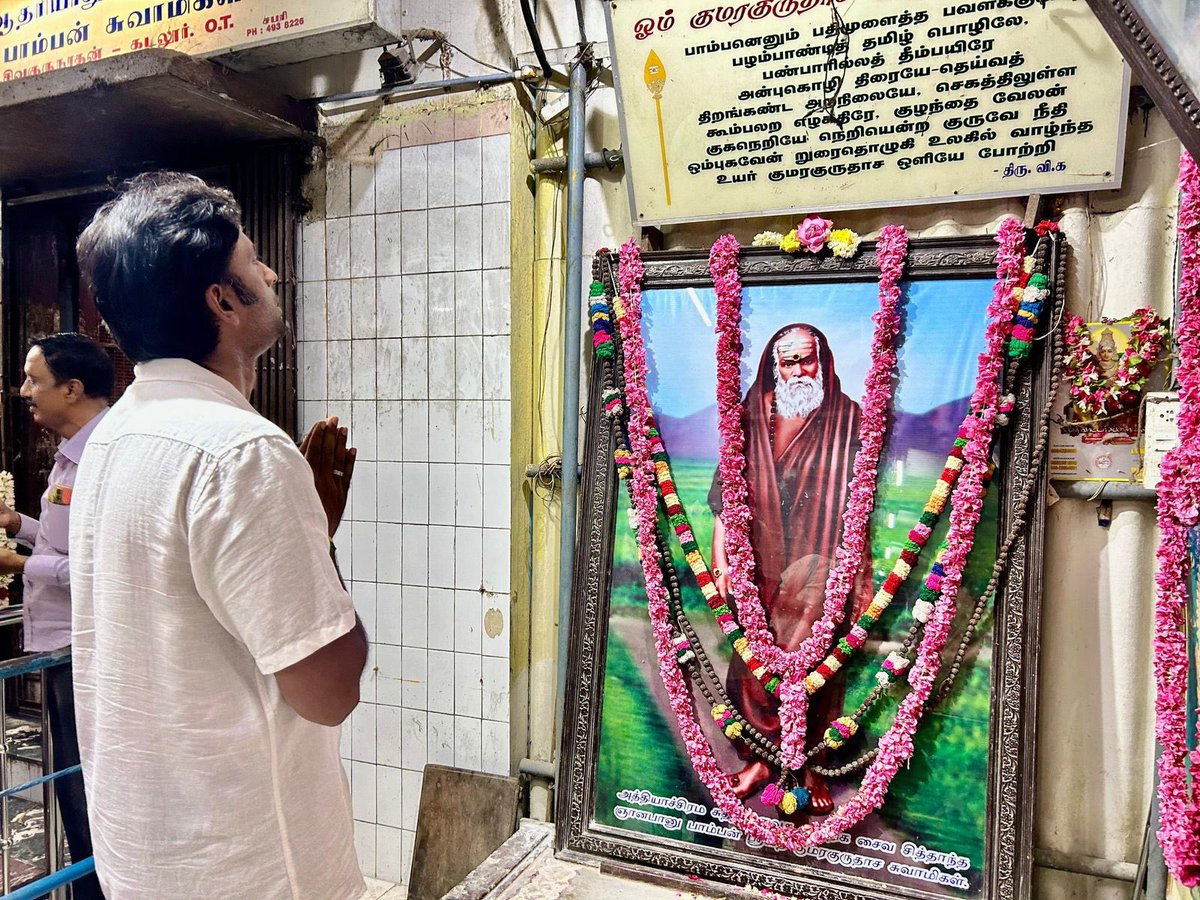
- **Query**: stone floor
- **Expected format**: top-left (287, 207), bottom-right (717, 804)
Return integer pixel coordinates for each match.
top-left (448, 821), bottom-right (722, 900)
top-left (486, 859), bottom-right (720, 900)
top-left (364, 876), bottom-right (407, 898)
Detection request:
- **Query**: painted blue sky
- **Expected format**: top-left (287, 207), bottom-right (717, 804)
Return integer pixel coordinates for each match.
top-left (641, 278), bottom-right (995, 418)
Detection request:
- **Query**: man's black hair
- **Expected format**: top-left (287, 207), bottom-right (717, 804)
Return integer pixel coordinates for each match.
top-left (76, 171), bottom-right (243, 363)
top-left (32, 333), bottom-right (115, 400)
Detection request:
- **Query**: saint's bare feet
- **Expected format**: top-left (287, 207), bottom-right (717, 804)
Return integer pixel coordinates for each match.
top-left (728, 760), bottom-right (771, 800)
top-left (804, 769), bottom-right (833, 815)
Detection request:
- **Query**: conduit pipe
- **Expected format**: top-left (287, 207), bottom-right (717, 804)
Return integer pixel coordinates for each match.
top-left (554, 49), bottom-right (590, 795)
top-left (530, 148), bottom-right (623, 175)
top-left (310, 70), bottom-right (532, 107)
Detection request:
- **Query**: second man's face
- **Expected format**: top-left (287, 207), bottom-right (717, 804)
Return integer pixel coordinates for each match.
top-left (20, 347), bottom-right (73, 434)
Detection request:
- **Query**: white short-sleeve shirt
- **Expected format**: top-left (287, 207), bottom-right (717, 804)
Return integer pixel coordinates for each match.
top-left (69, 359), bottom-right (364, 900)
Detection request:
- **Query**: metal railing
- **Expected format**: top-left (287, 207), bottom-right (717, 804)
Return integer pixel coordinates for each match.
top-left (0, 649), bottom-right (94, 900)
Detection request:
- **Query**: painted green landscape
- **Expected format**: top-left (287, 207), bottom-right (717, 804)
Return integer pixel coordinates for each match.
top-left (595, 452), bottom-right (998, 891)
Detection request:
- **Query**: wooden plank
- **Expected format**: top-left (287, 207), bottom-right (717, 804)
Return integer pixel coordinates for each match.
top-left (408, 765), bottom-right (521, 900)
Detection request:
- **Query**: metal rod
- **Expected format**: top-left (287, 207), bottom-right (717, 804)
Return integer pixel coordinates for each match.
top-left (1, 857), bottom-right (95, 900)
top-left (310, 71), bottom-right (528, 107)
top-left (0, 766), bottom-right (80, 804)
top-left (1034, 847), bottom-right (1138, 884)
top-left (1142, 741), bottom-right (1168, 900)
top-left (574, 0), bottom-right (589, 43)
top-left (553, 50), bottom-right (589, 792)
top-left (2, 675), bottom-right (10, 894)
top-left (37, 679), bottom-right (58, 900)
top-left (0, 652), bottom-right (70, 683)
top-left (530, 149), bottom-right (623, 175)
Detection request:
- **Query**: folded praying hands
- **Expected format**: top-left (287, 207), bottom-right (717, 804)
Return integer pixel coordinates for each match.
top-left (300, 416), bottom-right (357, 537)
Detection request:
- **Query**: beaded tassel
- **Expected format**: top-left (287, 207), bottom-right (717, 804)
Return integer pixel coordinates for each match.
top-left (673, 632), bottom-right (695, 666)
top-left (588, 281), bottom-right (615, 359)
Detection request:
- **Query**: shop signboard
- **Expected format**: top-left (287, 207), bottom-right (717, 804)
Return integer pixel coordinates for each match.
top-left (0, 0), bottom-right (397, 81)
top-left (604, 0), bottom-right (1130, 225)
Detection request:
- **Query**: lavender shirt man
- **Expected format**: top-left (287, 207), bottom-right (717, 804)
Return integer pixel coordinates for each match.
top-left (6, 410), bottom-right (106, 648)
top-left (0, 333), bottom-right (112, 900)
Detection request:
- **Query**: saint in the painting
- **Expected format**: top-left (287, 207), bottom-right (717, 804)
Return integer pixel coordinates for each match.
top-left (708, 323), bottom-right (873, 814)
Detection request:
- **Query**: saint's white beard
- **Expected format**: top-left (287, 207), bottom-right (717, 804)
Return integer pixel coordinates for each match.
top-left (774, 366), bottom-right (824, 419)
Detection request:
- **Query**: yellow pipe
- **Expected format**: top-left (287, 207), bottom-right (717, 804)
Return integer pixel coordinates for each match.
top-left (520, 115), bottom-right (567, 821)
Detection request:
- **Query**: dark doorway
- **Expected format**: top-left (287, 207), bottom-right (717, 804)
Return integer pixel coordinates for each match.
top-left (1, 144), bottom-right (304, 584)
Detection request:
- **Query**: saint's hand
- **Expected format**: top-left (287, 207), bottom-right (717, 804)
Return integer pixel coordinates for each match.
top-left (711, 516), bottom-right (731, 601)
top-left (300, 416), bottom-right (357, 537)
top-left (0, 547), bottom-right (25, 576)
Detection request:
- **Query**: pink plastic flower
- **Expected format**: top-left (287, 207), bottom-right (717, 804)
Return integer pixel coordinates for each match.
top-left (796, 216), bottom-right (833, 253)
top-left (1151, 151), bottom-right (1200, 887)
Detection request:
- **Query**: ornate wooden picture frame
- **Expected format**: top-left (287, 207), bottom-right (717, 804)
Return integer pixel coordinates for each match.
top-left (557, 235), bottom-right (1055, 900)
top-left (1085, 0), bottom-right (1200, 160)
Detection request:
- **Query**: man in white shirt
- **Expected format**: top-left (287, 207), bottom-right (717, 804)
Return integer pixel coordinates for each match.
top-left (71, 171), bottom-right (367, 899)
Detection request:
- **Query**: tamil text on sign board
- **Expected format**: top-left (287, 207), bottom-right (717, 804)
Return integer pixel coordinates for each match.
top-left (604, 0), bottom-right (1129, 225)
top-left (0, 0), bottom-right (373, 82)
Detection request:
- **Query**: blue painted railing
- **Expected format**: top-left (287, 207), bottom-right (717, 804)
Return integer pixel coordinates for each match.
top-left (2, 860), bottom-right (95, 900)
top-left (0, 650), bottom-right (93, 899)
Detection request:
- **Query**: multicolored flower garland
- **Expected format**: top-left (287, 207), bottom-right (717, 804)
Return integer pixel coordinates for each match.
top-left (804, 431), bottom-right (968, 694)
top-left (1152, 152), bottom-right (1200, 887)
top-left (1063, 306), bottom-right (1169, 421)
top-left (614, 219), bottom-right (1026, 846)
top-left (809, 234), bottom-right (1052, 693)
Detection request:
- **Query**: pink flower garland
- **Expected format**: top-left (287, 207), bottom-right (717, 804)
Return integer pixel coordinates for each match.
top-left (1152, 152), bottom-right (1200, 888)
top-left (711, 228), bottom-right (908, 769)
top-left (710, 229), bottom-right (907, 679)
top-left (617, 221), bottom-right (1022, 846)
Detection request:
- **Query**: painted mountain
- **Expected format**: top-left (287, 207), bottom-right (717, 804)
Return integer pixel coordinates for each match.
top-left (653, 397), bottom-right (971, 462)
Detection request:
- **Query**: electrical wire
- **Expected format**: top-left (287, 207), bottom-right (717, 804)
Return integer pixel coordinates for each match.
top-left (520, 0), bottom-right (554, 79)
top-left (439, 38), bottom-right (510, 75)
top-left (574, 0), bottom-right (588, 43)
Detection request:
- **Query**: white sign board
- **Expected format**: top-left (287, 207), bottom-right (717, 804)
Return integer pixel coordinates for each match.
top-left (604, 0), bottom-right (1130, 226)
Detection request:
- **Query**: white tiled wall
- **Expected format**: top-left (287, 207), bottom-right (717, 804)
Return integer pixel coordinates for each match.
top-left (296, 127), bottom-right (513, 884)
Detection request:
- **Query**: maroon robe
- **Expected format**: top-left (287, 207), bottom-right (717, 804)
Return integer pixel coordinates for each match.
top-left (709, 324), bottom-right (874, 755)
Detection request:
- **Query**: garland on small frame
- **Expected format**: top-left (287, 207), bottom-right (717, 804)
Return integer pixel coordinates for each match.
top-left (1063, 307), bottom-right (1169, 421)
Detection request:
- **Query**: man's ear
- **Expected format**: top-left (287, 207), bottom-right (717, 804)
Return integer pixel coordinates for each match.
top-left (205, 282), bottom-right (237, 321)
top-left (62, 378), bottom-right (86, 403)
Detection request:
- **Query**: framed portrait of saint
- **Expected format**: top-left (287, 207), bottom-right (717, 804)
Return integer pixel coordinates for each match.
top-left (558, 235), bottom-right (1057, 900)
